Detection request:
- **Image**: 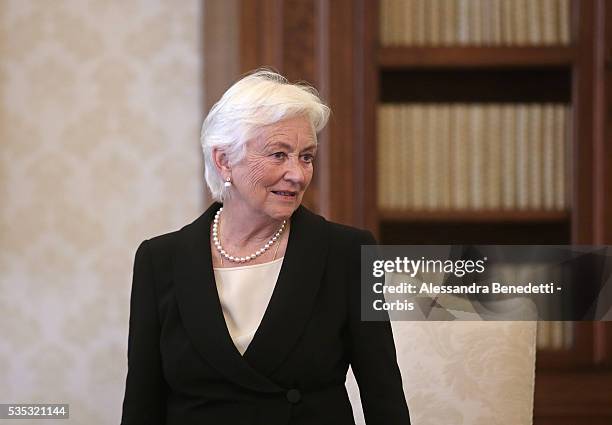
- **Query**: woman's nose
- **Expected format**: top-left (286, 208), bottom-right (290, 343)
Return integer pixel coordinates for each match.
top-left (283, 156), bottom-right (305, 185)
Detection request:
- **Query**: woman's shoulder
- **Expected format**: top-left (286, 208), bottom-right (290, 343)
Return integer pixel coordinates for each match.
top-left (143, 228), bottom-right (181, 253)
top-left (137, 209), bottom-right (210, 262)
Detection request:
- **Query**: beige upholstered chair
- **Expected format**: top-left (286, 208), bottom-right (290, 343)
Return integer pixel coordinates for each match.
top-left (347, 321), bottom-right (537, 425)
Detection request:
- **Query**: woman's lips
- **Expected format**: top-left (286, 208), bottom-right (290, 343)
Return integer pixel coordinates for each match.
top-left (272, 190), bottom-right (297, 198)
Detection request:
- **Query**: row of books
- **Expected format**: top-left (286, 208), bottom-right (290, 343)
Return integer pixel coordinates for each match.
top-left (377, 103), bottom-right (571, 211)
top-left (492, 263), bottom-right (574, 350)
top-left (380, 0), bottom-right (571, 46)
top-left (537, 321), bottom-right (573, 350)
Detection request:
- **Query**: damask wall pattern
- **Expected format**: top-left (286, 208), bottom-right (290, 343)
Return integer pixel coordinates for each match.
top-left (0, 1), bottom-right (204, 423)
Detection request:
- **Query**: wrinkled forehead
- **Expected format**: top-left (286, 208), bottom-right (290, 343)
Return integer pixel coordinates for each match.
top-left (249, 116), bottom-right (318, 151)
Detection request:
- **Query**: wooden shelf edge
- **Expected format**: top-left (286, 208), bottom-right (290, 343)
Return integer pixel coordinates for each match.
top-left (379, 209), bottom-right (571, 223)
top-left (378, 46), bottom-right (576, 68)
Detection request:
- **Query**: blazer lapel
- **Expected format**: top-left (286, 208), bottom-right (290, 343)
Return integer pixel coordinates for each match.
top-left (173, 202), bottom-right (283, 393)
top-left (242, 205), bottom-right (330, 376)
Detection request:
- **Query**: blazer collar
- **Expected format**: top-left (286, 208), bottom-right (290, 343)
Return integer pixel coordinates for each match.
top-left (173, 202), bottom-right (330, 392)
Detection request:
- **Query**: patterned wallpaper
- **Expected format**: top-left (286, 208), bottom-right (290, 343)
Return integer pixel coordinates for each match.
top-left (0, 1), bottom-right (204, 423)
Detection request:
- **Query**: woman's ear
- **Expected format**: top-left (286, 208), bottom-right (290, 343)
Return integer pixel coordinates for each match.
top-left (212, 147), bottom-right (231, 176)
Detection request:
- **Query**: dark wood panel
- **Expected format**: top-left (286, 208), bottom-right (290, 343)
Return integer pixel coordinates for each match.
top-left (534, 370), bottom-right (612, 423)
top-left (379, 46), bottom-right (575, 68)
top-left (323, 0), bottom-right (359, 225)
top-left (571, 0), bottom-right (596, 244)
top-left (593, 0), bottom-right (612, 371)
top-left (362, 0), bottom-right (379, 234)
top-left (594, 0), bottom-right (612, 247)
top-left (203, 0), bottom-right (240, 113)
top-left (282, 0), bottom-right (315, 82)
top-left (240, 0), bottom-right (283, 72)
top-left (594, 322), bottom-right (612, 366)
top-left (535, 416), bottom-right (612, 425)
top-left (379, 220), bottom-right (571, 245)
top-left (311, 0), bottom-right (331, 218)
top-left (380, 68), bottom-right (572, 103)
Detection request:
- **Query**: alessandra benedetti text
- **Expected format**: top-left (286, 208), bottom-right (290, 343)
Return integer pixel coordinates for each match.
top-left (373, 281), bottom-right (559, 295)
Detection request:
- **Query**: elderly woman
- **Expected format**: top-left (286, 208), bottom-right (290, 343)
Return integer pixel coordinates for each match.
top-left (121, 70), bottom-right (410, 425)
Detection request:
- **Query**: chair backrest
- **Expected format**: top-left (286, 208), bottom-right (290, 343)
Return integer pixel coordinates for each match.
top-left (346, 321), bottom-right (537, 425)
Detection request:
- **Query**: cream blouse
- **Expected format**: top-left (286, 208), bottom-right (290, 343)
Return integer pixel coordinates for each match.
top-left (213, 257), bottom-right (284, 355)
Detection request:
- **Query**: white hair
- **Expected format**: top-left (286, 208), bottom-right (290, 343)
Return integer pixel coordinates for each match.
top-left (200, 69), bottom-right (331, 201)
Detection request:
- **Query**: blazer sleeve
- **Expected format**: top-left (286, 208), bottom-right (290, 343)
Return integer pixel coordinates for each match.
top-left (347, 230), bottom-right (411, 425)
top-left (121, 240), bottom-right (167, 425)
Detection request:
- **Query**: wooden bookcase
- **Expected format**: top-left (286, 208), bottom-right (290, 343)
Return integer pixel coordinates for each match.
top-left (372, 3), bottom-right (612, 424)
top-left (233, 0), bottom-right (612, 423)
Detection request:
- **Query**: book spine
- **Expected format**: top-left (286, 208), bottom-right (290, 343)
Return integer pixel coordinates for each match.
top-left (428, 0), bottom-right (440, 46)
top-left (563, 321), bottom-right (574, 349)
top-left (550, 321), bottom-right (565, 350)
top-left (425, 104), bottom-right (438, 209)
top-left (501, 105), bottom-right (516, 209)
top-left (386, 104), bottom-right (400, 208)
top-left (469, 105), bottom-right (484, 209)
top-left (528, 104), bottom-right (543, 209)
top-left (481, 0), bottom-right (493, 45)
top-left (515, 0), bottom-right (528, 45)
top-left (559, 0), bottom-right (570, 44)
top-left (542, 104), bottom-right (556, 210)
top-left (516, 104), bottom-right (529, 210)
top-left (501, 0), bottom-right (515, 45)
top-left (553, 104), bottom-right (566, 210)
top-left (491, 0), bottom-right (503, 45)
top-left (564, 105), bottom-right (572, 209)
top-left (377, 105), bottom-right (389, 208)
top-left (440, 104), bottom-right (452, 209)
top-left (451, 104), bottom-right (470, 209)
top-left (443, 0), bottom-right (457, 45)
top-left (542, 0), bottom-right (557, 44)
top-left (457, 0), bottom-right (470, 45)
top-left (380, 0), bottom-right (390, 45)
top-left (486, 104), bottom-right (502, 209)
top-left (470, 0), bottom-right (483, 45)
top-left (537, 321), bottom-right (551, 349)
top-left (527, 0), bottom-right (542, 45)
top-left (402, 0), bottom-right (415, 45)
top-left (412, 104), bottom-right (425, 209)
top-left (400, 105), bottom-right (412, 209)
top-left (415, 0), bottom-right (427, 45)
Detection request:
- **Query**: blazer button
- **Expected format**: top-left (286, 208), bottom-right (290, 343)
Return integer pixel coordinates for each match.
top-left (286, 389), bottom-right (301, 404)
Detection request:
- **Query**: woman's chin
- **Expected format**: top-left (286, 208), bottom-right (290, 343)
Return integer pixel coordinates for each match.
top-left (267, 204), bottom-right (299, 221)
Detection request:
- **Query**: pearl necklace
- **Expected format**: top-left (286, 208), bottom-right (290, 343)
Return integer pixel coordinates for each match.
top-left (212, 207), bottom-right (286, 264)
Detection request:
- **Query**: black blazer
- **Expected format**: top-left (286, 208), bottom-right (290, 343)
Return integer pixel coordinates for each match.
top-left (121, 202), bottom-right (410, 425)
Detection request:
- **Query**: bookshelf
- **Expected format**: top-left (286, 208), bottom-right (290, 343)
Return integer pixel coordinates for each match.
top-left (235, 0), bottom-right (611, 423)
top-left (379, 209), bottom-right (570, 222)
top-left (371, 1), bottom-right (611, 424)
top-left (379, 46), bottom-right (575, 67)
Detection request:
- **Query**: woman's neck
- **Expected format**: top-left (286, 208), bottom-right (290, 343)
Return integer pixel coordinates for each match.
top-left (218, 201), bottom-right (285, 246)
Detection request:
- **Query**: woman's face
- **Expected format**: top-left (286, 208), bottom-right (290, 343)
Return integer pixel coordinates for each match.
top-left (229, 115), bottom-right (317, 221)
